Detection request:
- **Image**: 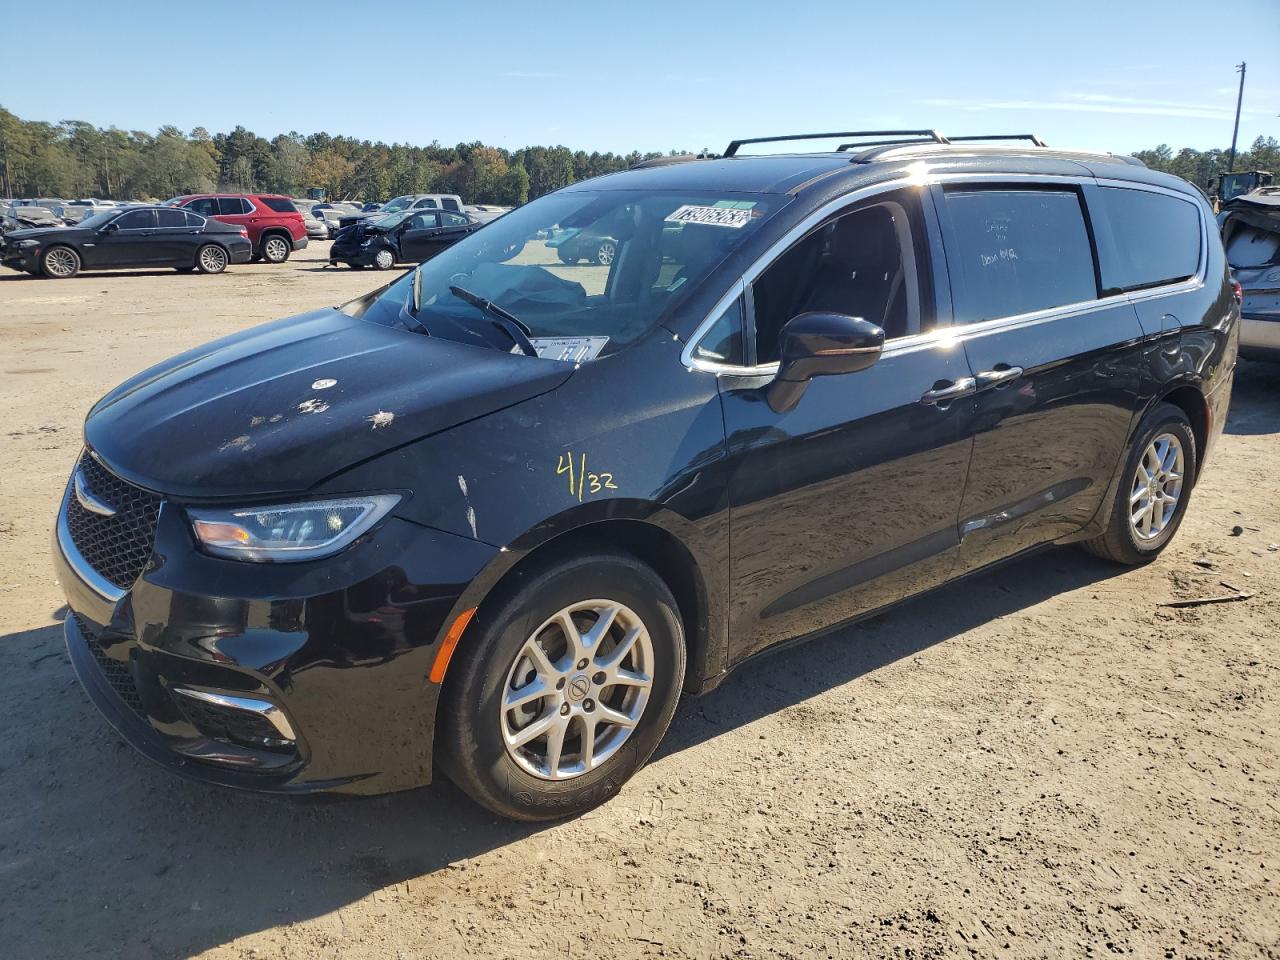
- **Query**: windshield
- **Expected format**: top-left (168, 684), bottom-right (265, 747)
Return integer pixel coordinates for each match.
top-left (372, 209), bottom-right (414, 229)
top-left (77, 210), bottom-right (120, 230)
top-left (379, 196), bottom-right (412, 214)
top-left (344, 188), bottom-right (779, 359)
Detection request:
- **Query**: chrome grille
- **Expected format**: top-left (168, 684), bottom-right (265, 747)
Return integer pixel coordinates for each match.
top-left (64, 451), bottom-right (162, 591)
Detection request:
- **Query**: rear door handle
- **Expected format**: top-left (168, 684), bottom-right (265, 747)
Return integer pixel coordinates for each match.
top-left (921, 376), bottom-right (977, 405)
top-left (975, 365), bottom-right (1024, 389)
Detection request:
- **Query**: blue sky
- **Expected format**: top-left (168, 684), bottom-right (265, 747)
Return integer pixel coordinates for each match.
top-left (7, 0), bottom-right (1278, 156)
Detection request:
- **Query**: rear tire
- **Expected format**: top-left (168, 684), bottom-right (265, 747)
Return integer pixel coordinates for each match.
top-left (438, 548), bottom-right (685, 822)
top-left (195, 244), bottom-right (228, 275)
top-left (40, 245), bottom-right (80, 279)
top-left (261, 234), bottom-right (291, 264)
top-left (593, 240), bottom-right (617, 266)
top-left (1081, 402), bottom-right (1197, 565)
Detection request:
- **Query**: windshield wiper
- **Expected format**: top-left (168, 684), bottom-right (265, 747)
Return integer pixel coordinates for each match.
top-left (448, 284), bottom-right (538, 357)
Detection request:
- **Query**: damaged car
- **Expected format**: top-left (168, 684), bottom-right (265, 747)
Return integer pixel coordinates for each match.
top-left (1219, 187), bottom-right (1280, 360)
top-left (328, 208), bottom-right (481, 269)
top-left (54, 132), bottom-right (1236, 821)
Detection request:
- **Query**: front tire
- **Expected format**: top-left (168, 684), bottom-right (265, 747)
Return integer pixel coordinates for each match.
top-left (438, 548), bottom-right (685, 821)
top-left (593, 240), bottom-right (617, 265)
top-left (372, 248), bottom-right (395, 270)
top-left (1082, 402), bottom-right (1197, 565)
top-left (41, 245), bottom-right (80, 279)
top-left (195, 244), bottom-right (228, 274)
top-left (261, 234), bottom-right (291, 264)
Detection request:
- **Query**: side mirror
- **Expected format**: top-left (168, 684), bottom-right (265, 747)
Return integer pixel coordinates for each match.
top-left (766, 312), bottom-right (884, 413)
top-left (100, 221), bottom-right (119, 234)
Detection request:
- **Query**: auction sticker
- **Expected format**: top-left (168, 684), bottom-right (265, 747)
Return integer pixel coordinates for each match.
top-left (664, 205), bottom-right (755, 229)
top-left (513, 336), bottom-right (610, 363)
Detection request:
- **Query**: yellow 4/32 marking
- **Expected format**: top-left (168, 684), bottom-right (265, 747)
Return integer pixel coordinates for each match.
top-left (556, 451), bottom-right (618, 502)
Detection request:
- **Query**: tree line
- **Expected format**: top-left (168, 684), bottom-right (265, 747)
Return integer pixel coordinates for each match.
top-left (1, 105), bottom-right (1275, 204)
top-left (0, 106), bottom-right (672, 204)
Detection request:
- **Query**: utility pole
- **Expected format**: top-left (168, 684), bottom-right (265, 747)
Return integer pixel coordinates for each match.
top-left (1228, 61), bottom-right (1246, 173)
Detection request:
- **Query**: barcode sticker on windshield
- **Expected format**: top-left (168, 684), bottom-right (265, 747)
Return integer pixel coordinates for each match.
top-left (514, 336), bottom-right (610, 363)
top-left (664, 205), bottom-right (755, 229)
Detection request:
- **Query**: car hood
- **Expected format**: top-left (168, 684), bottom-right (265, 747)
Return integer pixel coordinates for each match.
top-left (2, 226), bottom-right (78, 241)
top-left (84, 307), bottom-right (575, 499)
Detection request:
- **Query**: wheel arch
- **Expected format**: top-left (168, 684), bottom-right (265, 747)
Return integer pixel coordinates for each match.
top-left (1153, 383), bottom-right (1209, 479)
top-left (258, 227), bottom-right (293, 251)
top-left (443, 516), bottom-right (715, 700)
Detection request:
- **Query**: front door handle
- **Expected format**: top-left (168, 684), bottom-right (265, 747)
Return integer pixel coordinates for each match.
top-left (921, 376), bottom-right (977, 405)
top-left (975, 365), bottom-right (1024, 389)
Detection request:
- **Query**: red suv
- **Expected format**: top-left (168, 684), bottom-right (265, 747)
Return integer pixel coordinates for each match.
top-left (166, 194), bottom-right (307, 263)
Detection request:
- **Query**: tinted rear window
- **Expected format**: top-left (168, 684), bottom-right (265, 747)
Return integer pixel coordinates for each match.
top-left (217, 197), bottom-right (250, 215)
top-left (943, 189), bottom-right (1097, 323)
top-left (259, 196), bottom-right (298, 214)
top-left (1095, 187), bottom-right (1201, 292)
top-left (155, 208), bottom-right (186, 228)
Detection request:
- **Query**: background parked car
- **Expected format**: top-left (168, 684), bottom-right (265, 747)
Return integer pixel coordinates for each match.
top-left (1220, 186), bottom-right (1280, 360)
top-left (165, 193), bottom-right (307, 263)
top-left (1, 204), bottom-right (66, 233)
top-left (546, 223), bottom-right (621, 265)
top-left (336, 193), bottom-right (465, 229)
top-left (0, 205), bottom-right (251, 278)
top-left (465, 203), bottom-right (511, 223)
top-left (328, 208), bottom-right (481, 269)
top-left (291, 201), bottom-right (330, 240)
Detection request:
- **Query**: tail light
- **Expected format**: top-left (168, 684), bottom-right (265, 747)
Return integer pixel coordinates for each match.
top-left (239, 227), bottom-right (249, 239)
top-left (1232, 279), bottom-right (1243, 304)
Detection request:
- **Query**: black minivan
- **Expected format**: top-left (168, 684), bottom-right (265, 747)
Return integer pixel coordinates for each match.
top-left (54, 132), bottom-right (1237, 820)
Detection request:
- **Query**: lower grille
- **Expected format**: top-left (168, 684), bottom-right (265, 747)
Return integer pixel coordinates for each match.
top-left (64, 451), bottom-right (163, 591)
top-left (73, 614), bottom-right (145, 718)
top-left (176, 695), bottom-right (293, 750)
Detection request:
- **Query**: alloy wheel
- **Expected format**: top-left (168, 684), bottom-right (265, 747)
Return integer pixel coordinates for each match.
top-left (597, 241), bottom-right (616, 265)
top-left (264, 237), bottom-right (288, 262)
top-left (44, 247), bottom-right (78, 278)
top-left (199, 246), bottom-right (227, 273)
top-left (1129, 432), bottom-right (1185, 541)
top-left (500, 600), bottom-right (654, 781)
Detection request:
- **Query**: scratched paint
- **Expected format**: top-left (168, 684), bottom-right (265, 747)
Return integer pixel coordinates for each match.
top-left (311, 378), bottom-right (338, 390)
top-left (219, 434), bottom-right (254, 452)
top-left (298, 399), bottom-right (329, 414)
top-left (367, 410), bottom-right (395, 430)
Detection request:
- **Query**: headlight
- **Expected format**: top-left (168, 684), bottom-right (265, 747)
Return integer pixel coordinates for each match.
top-left (16, 239), bottom-right (38, 249)
top-left (187, 495), bottom-right (400, 562)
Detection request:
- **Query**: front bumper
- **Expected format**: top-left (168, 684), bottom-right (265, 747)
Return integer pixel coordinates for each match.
top-left (54, 473), bottom-right (496, 796)
top-left (328, 242), bottom-right (379, 267)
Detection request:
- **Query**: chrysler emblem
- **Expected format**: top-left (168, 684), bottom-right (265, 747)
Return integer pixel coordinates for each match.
top-left (74, 470), bottom-right (117, 517)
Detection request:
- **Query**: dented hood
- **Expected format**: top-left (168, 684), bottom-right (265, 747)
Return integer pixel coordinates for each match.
top-left (84, 308), bottom-right (574, 499)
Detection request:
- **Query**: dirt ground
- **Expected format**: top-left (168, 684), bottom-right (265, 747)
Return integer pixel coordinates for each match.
top-left (0, 244), bottom-right (1277, 959)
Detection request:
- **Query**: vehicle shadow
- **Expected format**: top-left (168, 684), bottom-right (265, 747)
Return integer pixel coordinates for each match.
top-left (0, 546), bottom-right (1119, 959)
top-left (1225, 359), bottom-right (1280, 435)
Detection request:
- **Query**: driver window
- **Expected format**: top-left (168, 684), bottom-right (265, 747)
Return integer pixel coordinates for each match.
top-left (409, 212), bottom-right (438, 230)
top-left (751, 191), bottom-right (928, 364)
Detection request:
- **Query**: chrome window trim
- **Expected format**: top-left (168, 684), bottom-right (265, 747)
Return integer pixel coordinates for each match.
top-left (682, 171), bottom-right (1212, 374)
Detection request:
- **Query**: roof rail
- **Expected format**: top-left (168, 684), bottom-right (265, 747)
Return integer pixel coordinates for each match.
top-left (948, 134), bottom-right (1048, 146)
top-left (723, 130), bottom-right (948, 157)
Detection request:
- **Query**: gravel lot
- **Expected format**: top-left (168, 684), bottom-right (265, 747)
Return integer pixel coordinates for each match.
top-left (0, 244), bottom-right (1277, 959)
